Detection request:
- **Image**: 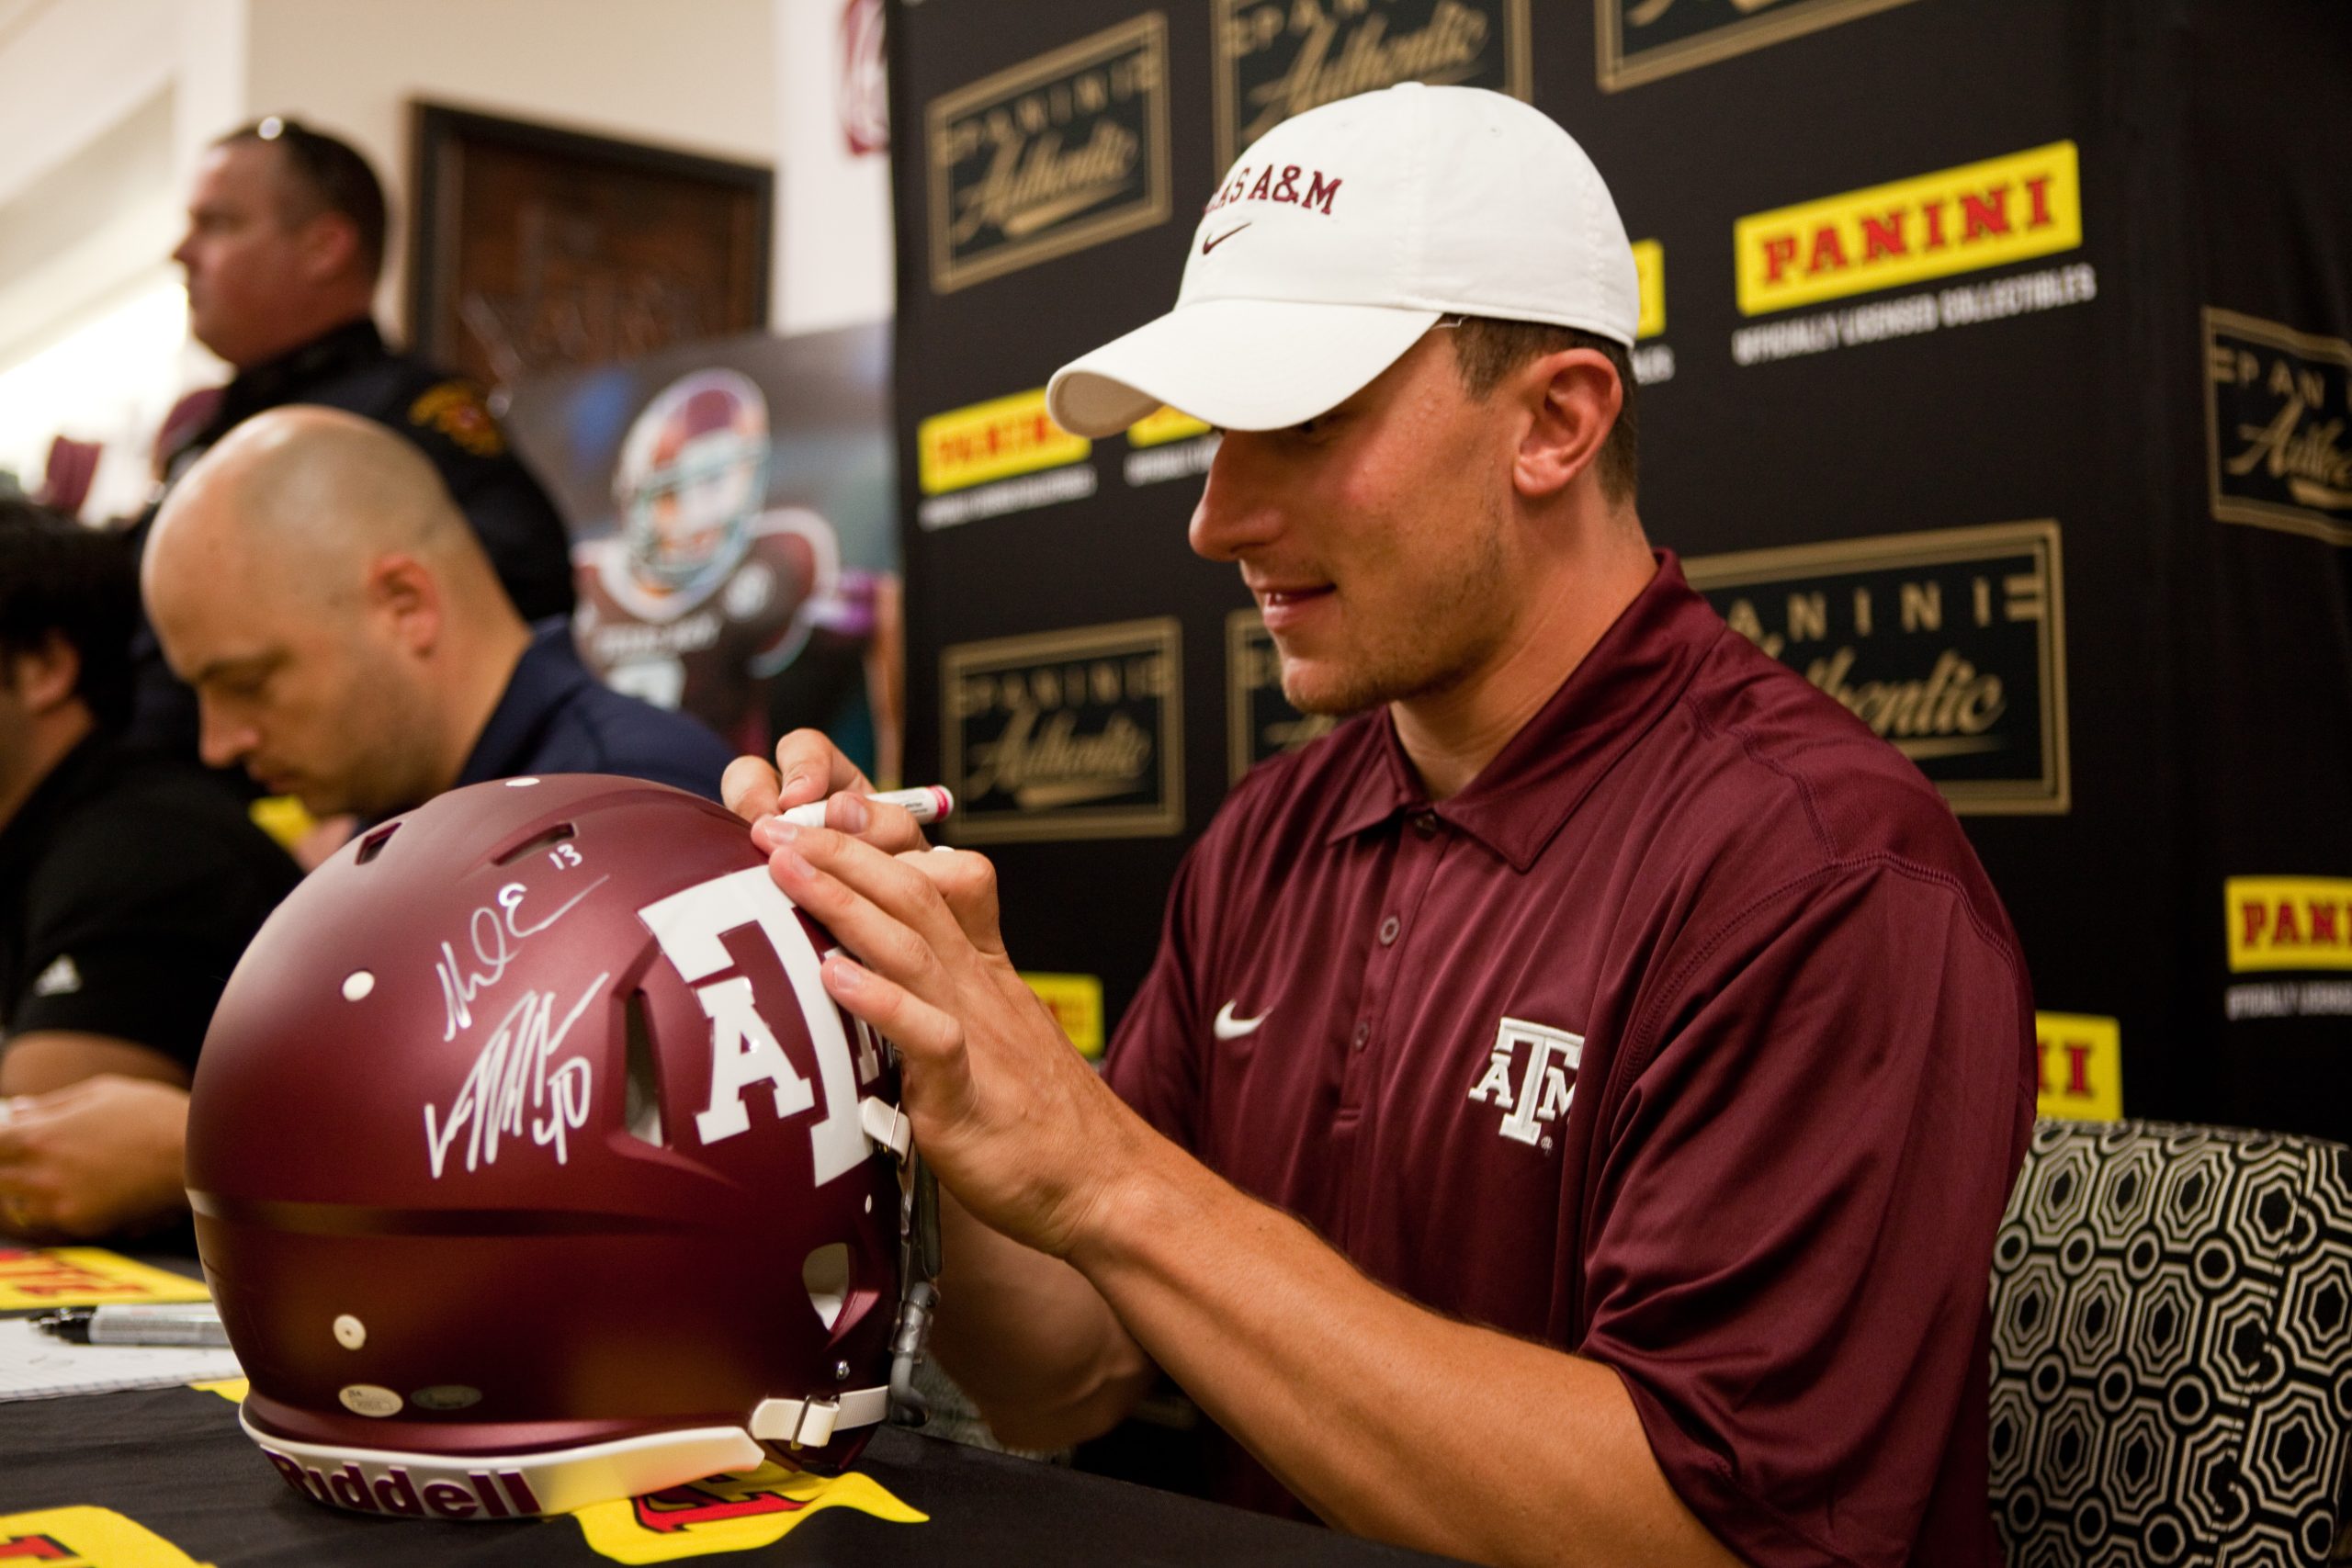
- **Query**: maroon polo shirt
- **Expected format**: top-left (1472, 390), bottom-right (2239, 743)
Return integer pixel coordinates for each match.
top-left (1104, 552), bottom-right (2035, 1567)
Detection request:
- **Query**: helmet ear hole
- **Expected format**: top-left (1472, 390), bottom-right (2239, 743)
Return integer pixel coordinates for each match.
top-left (803, 1243), bottom-right (849, 1332)
top-left (622, 992), bottom-right (665, 1148)
top-left (355, 823), bottom-right (400, 864)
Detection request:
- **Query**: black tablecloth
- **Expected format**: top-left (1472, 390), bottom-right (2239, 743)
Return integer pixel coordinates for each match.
top-left (0, 1382), bottom-right (1456, 1566)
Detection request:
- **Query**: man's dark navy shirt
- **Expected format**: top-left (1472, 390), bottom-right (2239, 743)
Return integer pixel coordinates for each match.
top-left (457, 623), bottom-right (736, 801)
top-left (128, 317), bottom-right (577, 757)
top-left (161, 319), bottom-right (574, 619)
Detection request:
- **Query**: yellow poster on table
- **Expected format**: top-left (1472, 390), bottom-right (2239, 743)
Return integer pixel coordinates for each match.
top-left (0, 1247), bottom-right (210, 1311)
top-left (571, 1461), bottom-right (925, 1563)
top-left (0, 1506), bottom-right (216, 1567)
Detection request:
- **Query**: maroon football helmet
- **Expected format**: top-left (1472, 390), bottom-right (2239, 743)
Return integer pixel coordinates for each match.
top-left (187, 774), bottom-right (921, 1519)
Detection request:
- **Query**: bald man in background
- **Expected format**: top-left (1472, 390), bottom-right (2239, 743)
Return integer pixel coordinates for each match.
top-left (145, 406), bottom-right (733, 821)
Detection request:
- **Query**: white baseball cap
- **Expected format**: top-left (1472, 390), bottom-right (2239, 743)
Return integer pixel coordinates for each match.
top-left (1046, 83), bottom-right (1639, 439)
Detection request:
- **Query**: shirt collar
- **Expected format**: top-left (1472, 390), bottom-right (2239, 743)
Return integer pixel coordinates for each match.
top-left (454, 622), bottom-right (594, 789)
top-left (209, 317), bottom-right (383, 436)
top-left (1326, 551), bottom-right (1725, 871)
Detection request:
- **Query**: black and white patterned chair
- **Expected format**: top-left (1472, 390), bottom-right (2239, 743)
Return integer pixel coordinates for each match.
top-left (1988, 1119), bottom-right (2352, 1566)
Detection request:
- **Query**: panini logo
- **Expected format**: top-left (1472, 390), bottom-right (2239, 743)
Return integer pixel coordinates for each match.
top-left (944, 619), bottom-right (1183, 842)
top-left (1021, 972), bottom-right (1107, 1058)
top-left (925, 15), bottom-right (1171, 294)
top-left (1599, 0), bottom-right (1925, 92)
top-left (1212, 0), bottom-right (1530, 171)
top-left (1127, 406), bottom-right (1212, 448)
top-left (2227, 877), bottom-right (2352, 973)
top-left (1685, 520), bottom-right (2071, 815)
top-left (2034, 1012), bottom-right (2120, 1122)
top-left (917, 390), bottom-right (1089, 497)
top-left (1227, 610), bottom-right (1339, 782)
top-left (2203, 309), bottom-right (2352, 545)
top-left (1736, 142), bottom-right (2082, 317)
top-left (1632, 240), bottom-right (1666, 341)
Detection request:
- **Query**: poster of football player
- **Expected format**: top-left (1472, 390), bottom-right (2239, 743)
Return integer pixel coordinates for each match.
top-left (503, 324), bottom-right (901, 782)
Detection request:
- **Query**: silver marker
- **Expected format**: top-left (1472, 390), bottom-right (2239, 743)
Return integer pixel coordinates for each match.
top-left (38, 1303), bottom-right (232, 1348)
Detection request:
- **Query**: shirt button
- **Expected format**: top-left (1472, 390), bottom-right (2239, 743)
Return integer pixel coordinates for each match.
top-left (1410, 812), bottom-right (1438, 837)
top-left (1378, 914), bottom-right (1400, 946)
top-left (1351, 1021), bottom-right (1370, 1050)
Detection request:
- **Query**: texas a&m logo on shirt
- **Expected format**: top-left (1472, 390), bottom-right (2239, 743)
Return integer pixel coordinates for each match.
top-left (1465, 1017), bottom-right (1583, 1146)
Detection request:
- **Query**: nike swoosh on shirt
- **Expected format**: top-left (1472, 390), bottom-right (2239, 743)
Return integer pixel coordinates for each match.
top-left (1213, 1000), bottom-right (1269, 1040)
top-left (1201, 222), bottom-right (1251, 255)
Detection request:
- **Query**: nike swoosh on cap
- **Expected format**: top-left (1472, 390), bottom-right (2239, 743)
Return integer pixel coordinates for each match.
top-left (1213, 1000), bottom-right (1269, 1040)
top-left (1201, 222), bottom-right (1250, 255)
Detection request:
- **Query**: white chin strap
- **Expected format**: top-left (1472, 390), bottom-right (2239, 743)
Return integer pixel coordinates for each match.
top-left (750, 1383), bottom-right (894, 1449)
top-left (244, 1386), bottom-right (893, 1520)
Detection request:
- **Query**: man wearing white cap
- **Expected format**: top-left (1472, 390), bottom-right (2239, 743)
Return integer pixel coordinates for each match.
top-left (730, 85), bottom-right (2032, 1568)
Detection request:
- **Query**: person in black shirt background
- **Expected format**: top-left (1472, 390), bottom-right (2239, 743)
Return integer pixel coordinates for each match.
top-left (0, 501), bottom-right (300, 1242)
top-left (126, 116), bottom-right (573, 754)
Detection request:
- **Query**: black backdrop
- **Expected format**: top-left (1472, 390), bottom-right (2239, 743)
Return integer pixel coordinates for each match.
top-left (885, 0), bottom-right (2352, 1140)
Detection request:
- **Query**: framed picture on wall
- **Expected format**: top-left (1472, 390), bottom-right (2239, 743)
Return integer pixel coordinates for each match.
top-left (407, 103), bottom-right (773, 390)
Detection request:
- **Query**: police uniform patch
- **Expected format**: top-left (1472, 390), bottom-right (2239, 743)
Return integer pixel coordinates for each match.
top-left (408, 381), bottom-right (506, 457)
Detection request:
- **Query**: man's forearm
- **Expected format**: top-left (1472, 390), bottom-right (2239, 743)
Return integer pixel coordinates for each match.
top-left (929, 1187), bottom-right (1154, 1450)
top-left (0, 1032), bottom-right (190, 1096)
top-left (743, 814), bottom-right (1733, 1560)
top-left (1068, 1122), bottom-right (1738, 1568)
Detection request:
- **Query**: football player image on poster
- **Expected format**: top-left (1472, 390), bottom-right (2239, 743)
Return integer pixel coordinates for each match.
top-left (575, 369), bottom-right (845, 742)
top-left (508, 327), bottom-right (903, 781)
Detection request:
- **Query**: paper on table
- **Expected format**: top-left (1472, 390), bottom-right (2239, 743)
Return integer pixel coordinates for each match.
top-left (0, 1316), bottom-right (242, 1402)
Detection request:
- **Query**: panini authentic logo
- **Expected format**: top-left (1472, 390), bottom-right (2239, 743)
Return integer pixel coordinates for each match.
top-left (944, 619), bottom-right (1183, 842)
top-left (1211, 0), bottom-right (1531, 170)
top-left (925, 15), bottom-right (1171, 294)
top-left (2204, 309), bottom-right (2352, 545)
top-left (1684, 520), bottom-right (2071, 814)
top-left (1227, 610), bottom-right (1340, 782)
top-left (1598, 0), bottom-right (1925, 91)
top-left (1736, 143), bottom-right (2082, 317)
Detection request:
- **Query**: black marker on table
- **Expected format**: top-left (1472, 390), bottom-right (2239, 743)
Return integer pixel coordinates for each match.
top-left (34, 1303), bottom-right (231, 1348)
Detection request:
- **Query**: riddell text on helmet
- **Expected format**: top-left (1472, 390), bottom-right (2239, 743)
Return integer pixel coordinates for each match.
top-left (260, 1449), bottom-right (543, 1519)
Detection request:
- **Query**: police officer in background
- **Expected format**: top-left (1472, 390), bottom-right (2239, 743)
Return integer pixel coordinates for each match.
top-left (127, 115), bottom-right (574, 753)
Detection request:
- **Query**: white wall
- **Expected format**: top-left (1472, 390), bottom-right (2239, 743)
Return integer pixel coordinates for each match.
top-left (775, 0), bottom-right (894, 333)
top-left (0, 0), bottom-right (227, 513)
top-left (243, 0), bottom-right (779, 340)
top-left (0, 0), bottom-right (899, 517)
